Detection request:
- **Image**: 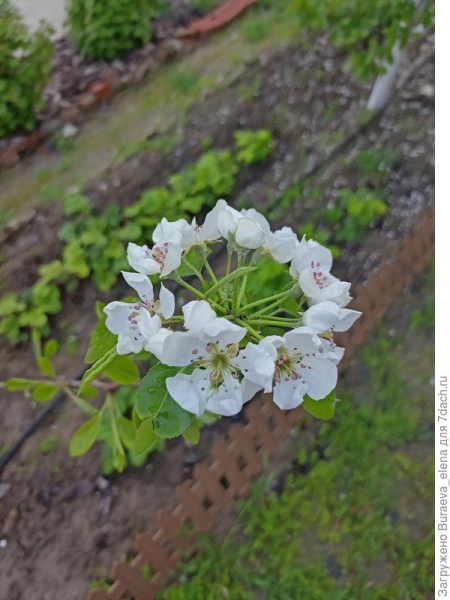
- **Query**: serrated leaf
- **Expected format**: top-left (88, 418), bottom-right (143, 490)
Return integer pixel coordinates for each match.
top-left (302, 391), bottom-right (337, 420)
top-left (154, 396), bottom-right (193, 439)
top-left (69, 414), bottom-right (101, 457)
top-left (134, 418), bottom-right (158, 455)
top-left (136, 362), bottom-right (180, 419)
top-left (85, 302), bottom-right (117, 363)
top-left (33, 382), bottom-right (59, 402)
top-left (105, 356), bottom-right (140, 384)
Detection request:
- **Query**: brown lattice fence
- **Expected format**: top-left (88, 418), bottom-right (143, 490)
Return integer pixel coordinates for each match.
top-left (90, 205), bottom-right (434, 600)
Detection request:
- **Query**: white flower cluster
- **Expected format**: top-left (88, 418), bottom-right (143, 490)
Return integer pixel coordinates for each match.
top-left (104, 200), bottom-right (361, 417)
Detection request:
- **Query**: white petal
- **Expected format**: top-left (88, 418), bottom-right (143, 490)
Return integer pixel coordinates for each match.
top-left (215, 200), bottom-right (241, 239)
top-left (205, 372), bottom-right (244, 416)
top-left (127, 243), bottom-right (160, 275)
top-left (303, 301), bottom-right (361, 332)
top-left (116, 329), bottom-right (145, 355)
top-left (241, 208), bottom-right (271, 234)
top-left (241, 379), bottom-right (263, 403)
top-left (182, 300), bottom-right (217, 333)
top-left (199, 210), bottom-right (221, 242)
top-left (235, 218), bottom-right (265, 249)
top-left (284, 326), bottom-right (321, 354)
top-left (299, 268), bottom-right (351, 305)
top-left (201, 318), bottom-right (247, 347)
top-left (160, 242), bottom-right (183, 276)
top-left (333, 307), bottom-right (361, 331)
top-left (166, 370), bottom-right (207, 416)
top-left (159, 284), bottom-right (175, 319)
top-left (299, 357), bottom-right (337, 400)
top-left (290, 238), bottom-right (333, 278)
top-left (104, 301), bottom-right (132, 334)
top-left (153, 218), bottom-right (196, 249)
top-left (273, 379), bottom-right (307, 410)
top-left (159, 332), bottom-right (206, 367)
top-left (122, 271), bottom-right (154, 303)
top-left (136, 311), bottom-right (161, 340)
top-left (144, 328), bottom-right (172, 360)
top-left (265, 227), bottom-right (297, 263)
top-left (237, 340), bottom-right (277, 393)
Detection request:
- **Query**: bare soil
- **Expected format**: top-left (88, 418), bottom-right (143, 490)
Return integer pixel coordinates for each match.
top-left (0, 28), bottom-right (434, 600)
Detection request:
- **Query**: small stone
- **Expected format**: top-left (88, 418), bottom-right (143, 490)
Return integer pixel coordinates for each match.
top-left (62, 124), bottom-right (79, 138)
top-left (0, 539), bottom-right (8, 549)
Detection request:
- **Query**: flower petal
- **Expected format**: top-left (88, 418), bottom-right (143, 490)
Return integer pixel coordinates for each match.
top-left (201, 318), bottom-right (247, 347)
top-left (127, 243), bottom-right (160, 275)
top-left (299, 356), bottom-right (337, 400)
top-left (159, 284), bottom-right (175, 319)
top-left (159, 332), bottom-right (207, 367)
top-left (182, 300), bottom-right (217, 333)
top-left (265, 227), bottom-right (297, 263)
top-left (205, 372), bottom-right (244, 416)
top-left (136, 311), bottom-right (161, 340)
top-left (104, 301), bottom-right (132, 334)
top-left (237, 340), bottom-right (277, 393)
top-left (273, 379), bottom-right (308, 410)
top-left (116, 329), bottom-right (145, 355)
top-left (122, 271), bottom-right (154, 303)
top-left (166, 370), bottom-right (207, 416)
top-left (235, 218), bottom-right (265, 249)
top-left (160, 242), bottom-right (183, 277)
top-left (144, 328), bottom-right (172, 361)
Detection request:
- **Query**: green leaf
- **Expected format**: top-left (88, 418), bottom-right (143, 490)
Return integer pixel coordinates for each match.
top-left (5, 378), bottom-right (39, 391)
top-left (137, 363), bottom-right (193, 439)
top-left (154, 397), bottom-right (193, 439)
top-left (134, 418), bottom-right (158, 455)
top-left (182, 421), bottom-right (200, 444)
top-left (302, 391), bottom-right (337, 420)
top-left (81, 346), bottom-right (118, 389)
top-left (44, 339), bottom-right (59, 360)
top-left (85, 302), bottom-right (117, 363)
top-left (37, 356), bottom-right (56, 378)
top-left (136, 362), bottom-right (180, 419)
top-left (105, 356), bottom-right (140, 384)
top-left (203, 266), bottom-right (256, 298)
top-left (78, 383), bottom-right (100, 399)
top-left (69, 414), bottom-right (102, 457)
top-left (118, 416), bottom-right (136, 451)
top-left (177, 246), bottom-right (208, 278)
top-left (33, 382), bottom-right (59, 402)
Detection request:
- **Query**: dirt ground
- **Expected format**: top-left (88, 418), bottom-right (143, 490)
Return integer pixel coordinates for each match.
top-left (0, 26), bottom-right (434, 600)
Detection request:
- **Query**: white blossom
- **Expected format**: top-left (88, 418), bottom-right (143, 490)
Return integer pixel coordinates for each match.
top-left (104, 272), bottom-right (175, 355)
top-left (127, 241), bottom-right (183, 277)
top-left (238, 327), bottom-right (337, 410)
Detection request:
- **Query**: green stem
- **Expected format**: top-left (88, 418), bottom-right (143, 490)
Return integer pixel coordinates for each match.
top-left (64, 387), bottom-right (98, 416)
top-left (204, 257), bottom-right (218, 284)
top-left (236, 274), bottom-right (248, 311)
top-left (235, 318), bottom-right (263, 341)
top-left (239, 287), bottom-right (295, 315)
top-left (247, 319), bottom-right (300, 329)
top-left (225, 252), bottom-right (232, 277)
top-left (174, 277), bottom-right (204, 300)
